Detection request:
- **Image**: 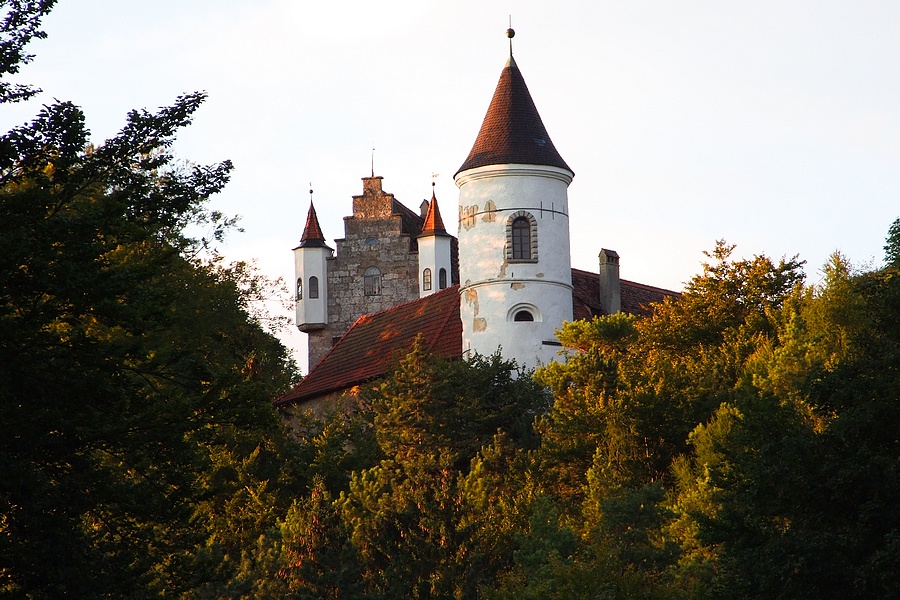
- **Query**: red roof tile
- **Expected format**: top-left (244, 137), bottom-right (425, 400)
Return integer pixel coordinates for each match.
top-left (419, 192), bottom-right (448, 236)
top-left (571, 268), bottom-right (680, 318)
top-left (456, 56), bottom-right (572, 176)
top-left (275, 285), bottom-right (462, 406)
top-left (298, 201), bottom-right (328, 248)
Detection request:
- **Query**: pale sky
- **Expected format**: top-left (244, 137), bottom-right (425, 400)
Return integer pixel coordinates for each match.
top-left (5, 1), bottom-right (900, 373)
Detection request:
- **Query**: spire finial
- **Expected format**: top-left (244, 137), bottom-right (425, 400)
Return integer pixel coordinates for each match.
top-left (507, 16), bottom-right (515, 57)
top-left (371, 144), bottom-right (375, 177)
top-left (309, 183), bottom-right (313, 203)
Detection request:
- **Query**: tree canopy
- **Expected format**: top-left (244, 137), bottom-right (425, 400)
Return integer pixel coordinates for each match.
top-left (3, 5), bottom-right (899, 598)
top-left (0, 5), bottom-right (301, 597)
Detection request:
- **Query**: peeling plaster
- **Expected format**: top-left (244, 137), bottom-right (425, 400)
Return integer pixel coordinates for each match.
top-left (473, 317), bottom-right (487, 332)
top-left (460, 204), bottom-right (478, 230)
top-left (482, 200), bottom-right (496, 222)
top-left (511, 282), bottom-right (525, 290)
top-left (464, 288), bottom-right (479, 316)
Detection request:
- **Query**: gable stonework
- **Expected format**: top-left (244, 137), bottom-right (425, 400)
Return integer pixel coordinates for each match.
top-left (306, 176), bottom-right (425, 367)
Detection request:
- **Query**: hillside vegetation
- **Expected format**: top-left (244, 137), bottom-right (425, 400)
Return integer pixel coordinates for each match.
top-left (2, 5), bottom-right (899, 598)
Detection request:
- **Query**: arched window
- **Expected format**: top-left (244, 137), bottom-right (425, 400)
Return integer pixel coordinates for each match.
top-left (296, 277), bottom-right (302, 300)
top-left (364, 266), bottom-right (382, 296)
top-left (439, 268), bottom-right (447, 289)
top-left (512, 217), bottom-right (531, 260)
top-left (423, 268), bottom-right (432, 291)
top-left (508, 303), bottom-right (541, 323)
top-left (309, 276), bottom-right (319, 299)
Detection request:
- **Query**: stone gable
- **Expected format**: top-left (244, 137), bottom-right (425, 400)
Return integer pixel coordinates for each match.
top-left (306, 176), bottom-right (424, 367)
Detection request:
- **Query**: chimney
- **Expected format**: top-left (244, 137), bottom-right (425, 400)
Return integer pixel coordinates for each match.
top-left (361, 175), bottom-right (383, 195)
top-left (599, 249), bottom-right (620, 314)
top-left (420, 199), bottom-right (430, 219)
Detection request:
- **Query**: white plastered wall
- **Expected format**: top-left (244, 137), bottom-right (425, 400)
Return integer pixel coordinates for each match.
top-left (417, 234), bottom-right (453, 298)
top-left (294, 245), bottom-right (331, 328)
top-left (455, 164), bottom-right (574, 371)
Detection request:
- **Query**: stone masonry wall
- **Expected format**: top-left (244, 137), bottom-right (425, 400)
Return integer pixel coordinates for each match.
top-left (306, 176), bottom-right (422, 369)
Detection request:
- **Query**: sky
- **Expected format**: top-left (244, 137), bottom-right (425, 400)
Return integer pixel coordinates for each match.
top-left (4, 0), bottom-right (900, 373)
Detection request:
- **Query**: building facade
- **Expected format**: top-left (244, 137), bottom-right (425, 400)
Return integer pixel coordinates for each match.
top-left (284, 46), bottom-right (679, 410)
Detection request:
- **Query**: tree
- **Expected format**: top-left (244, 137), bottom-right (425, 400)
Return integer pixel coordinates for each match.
top-left (337, 343), bottom-right (549, 598)
top-left (884, 217), bottom-right (900, 269)
top-left (0, 1), bottom-right (57, 104)
top-left (667, 246), bottom-right (900, 599)
top-left (0, 16), bottom-right (299, 595)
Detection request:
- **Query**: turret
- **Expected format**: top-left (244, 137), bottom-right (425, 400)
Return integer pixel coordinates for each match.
top-left (417, 186), bottom-right (453, 298)
top-left (454, 36), bottom-right (574, 371)
top-left (294, 199), bottom-right (333, 332)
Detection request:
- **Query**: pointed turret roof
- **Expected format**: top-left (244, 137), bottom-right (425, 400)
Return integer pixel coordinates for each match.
top-left (298, 201), bottom-right (329, 248)
top-left (419, 190), bottom-right (450, 237)
top-left (456, 56), bottom-right (572, 176)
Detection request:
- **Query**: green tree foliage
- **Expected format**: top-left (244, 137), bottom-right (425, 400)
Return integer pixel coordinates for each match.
top-left (0, 13), bottom-right (299, 596)
top-left (216, 227), bottom-right (900, 598)
top-left (6, 11), bottom-right (899, 597)
top-left (530, 238), bottom-right (899, 598)
top-left (338, 342), bottom-right (549, 598)
top-left (884, 216), bottom-right (900, 269)
top-left (667, 246), bottom-right (900, 598)
top-left (0, 1), bottom-right (57, 104)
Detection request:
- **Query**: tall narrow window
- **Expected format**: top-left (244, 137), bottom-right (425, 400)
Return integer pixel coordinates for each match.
top-left (512, 217), bottom-right (531, 260)
top-left (423, 268), bottom-right (432, 291)
top-left (364, 266), bottom-right (382, 296)
top-left (309, 276), bottom-right (319, 299)
top-left (439, 268), bottom-right (447, 289)
top-left (296, 278), bottom-right (302, 300)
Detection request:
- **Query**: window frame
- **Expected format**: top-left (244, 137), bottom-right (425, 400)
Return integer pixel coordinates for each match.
top-left (506, 211), bottom-right (538, 263)
top-left (364, 266), bottom-right (382, 296)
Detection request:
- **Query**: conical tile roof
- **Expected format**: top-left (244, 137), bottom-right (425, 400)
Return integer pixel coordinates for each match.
top-left (456, 56), bottom-right (571, 176)
top-left (419, 191), bottom-right (449, 236)
top-left (299, 201), bottom-right (329, 248)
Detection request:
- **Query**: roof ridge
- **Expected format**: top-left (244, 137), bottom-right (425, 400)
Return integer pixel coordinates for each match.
top-left (364, 283), bottom-right (459, 322)
top-left (619, 277), bottom-right (682, 295)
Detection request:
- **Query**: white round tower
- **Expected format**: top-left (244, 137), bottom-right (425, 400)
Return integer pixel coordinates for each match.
top-left (454, 51), bottom-right (574, 371)
top-left (294, 200), bottom-right (332, 332)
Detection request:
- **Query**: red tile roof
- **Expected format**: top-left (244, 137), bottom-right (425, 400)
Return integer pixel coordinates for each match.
top-left (298, 201), bottom-right (329, 248)
top-left (277, 271), bottom-right (680, 407)
top-left (571, 268), bottom-right (680, 319)
top-left (419, 191), bottom-right (449, 236)
top-left (456, 56), bottom-right (572, 176)
top-left (275, 284), bottom-right (463, 406)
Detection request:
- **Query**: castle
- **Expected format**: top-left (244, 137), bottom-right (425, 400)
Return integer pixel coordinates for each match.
top-left (276, 40), bottom-right (677, 413)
